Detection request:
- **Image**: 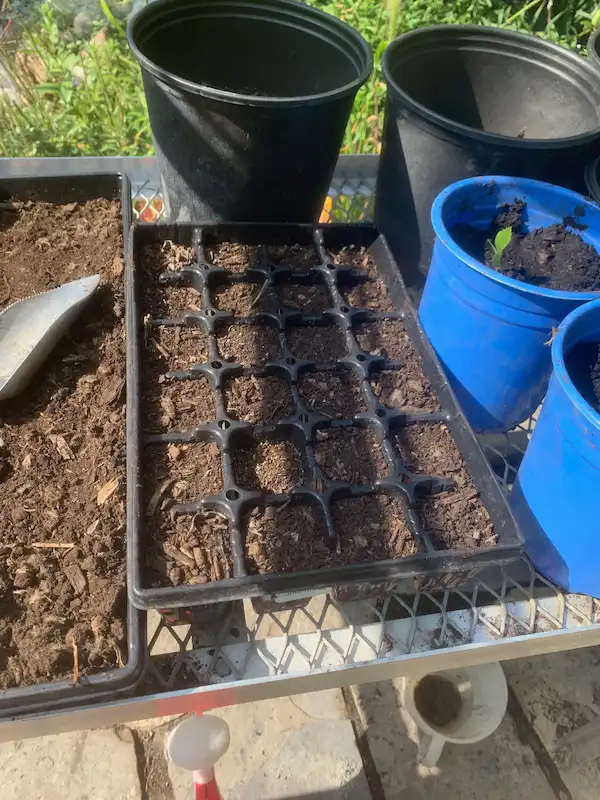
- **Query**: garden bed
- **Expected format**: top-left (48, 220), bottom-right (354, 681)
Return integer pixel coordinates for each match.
top-left (128, 224), bottom-right (522, 610)
top-left (0, 192), bottom-right (129, 689)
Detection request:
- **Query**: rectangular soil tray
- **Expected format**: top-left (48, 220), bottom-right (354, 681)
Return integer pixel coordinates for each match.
top-left (0, 173), bottom-right (142, 714)
top-left (127, 223), bottom-right (522, 609)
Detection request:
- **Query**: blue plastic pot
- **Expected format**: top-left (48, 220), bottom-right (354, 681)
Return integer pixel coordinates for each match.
top-left (419, 176), bottom-right (600, 433)
top-left (511, 298), bottom-right (600, 595)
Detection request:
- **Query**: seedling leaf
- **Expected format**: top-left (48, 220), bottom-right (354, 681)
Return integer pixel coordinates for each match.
top-left (489, 226), bottom-right (512, 267)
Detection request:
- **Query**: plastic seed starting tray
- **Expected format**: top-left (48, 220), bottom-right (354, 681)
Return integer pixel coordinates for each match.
top-left (0, 172), bottom-right (143, 717)
top-left (127, 222), bottom-right (523, 611)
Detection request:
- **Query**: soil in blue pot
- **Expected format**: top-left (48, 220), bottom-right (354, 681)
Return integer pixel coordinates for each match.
top-left (565, 342), bottom-right (600, 412)
top-left (454, 200), bottom-right (600, 292)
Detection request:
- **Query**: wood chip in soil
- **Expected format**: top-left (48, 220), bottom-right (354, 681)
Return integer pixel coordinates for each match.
top-left (298, 370), bottom-right (367, 418)
top-left (145, 441), bottom-right (224, 508)
top-left (0, 198), bottom-right (126, 689)
top-left (206, 242), bottom-right (259, 272)
top-left (267, 244), bottom-right (319, 270)
top-left (286, 324), bottom-right (347, 362)
top-left (144, 377), bottom-right (216, 433)
top-left (217, 323), bottom-right (281, 365)
top-left (146, 326), bottom-right (209, 371)
top-left (341, 275), bottom-right (394, 311)
top-left (140, 241), bottom-right (201, 318)
top-left (212, 281), bottom-right (273, 316)
top-left (331, 495), bottom-right (416, 561)
top-left (225, 375), bottom-right (294, 424)
top-left (147, 512), bottom-right (232, 587)
top-left (314, 426), bottom-right (390, 485)
top-left (275, 282), bottom-right (332, 313)
top-left (355, 319), bottom-right (413, 361)
top-left (233, 440), bottom-right (303, 494)
top-left (328, 245), bottom-right (377, 277)
top-left (394, 423), bottom-right (494, 550)
top-left (371, 368), bottom-right (440, 413)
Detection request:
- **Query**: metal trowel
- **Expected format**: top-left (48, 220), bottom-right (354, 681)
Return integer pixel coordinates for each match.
top-left (0, 275), bottom-right (100, 401)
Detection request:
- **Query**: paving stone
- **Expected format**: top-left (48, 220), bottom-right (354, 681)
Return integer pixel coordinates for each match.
top-left (350, 677), bottom-right (555, 800)
top-left (0, 728), bottom-right (141, 800)
top-left (167, 691), bottom-right (369, 799)
top-left (504, 647), bottom-right (600, 800)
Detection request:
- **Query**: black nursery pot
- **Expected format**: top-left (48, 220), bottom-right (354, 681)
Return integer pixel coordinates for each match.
top-left (128, 0), bottom-right (372, 223)
top-left (375, 25), bottom-right (600, 294)
top-left (588, 28), bottom-right (600, 70)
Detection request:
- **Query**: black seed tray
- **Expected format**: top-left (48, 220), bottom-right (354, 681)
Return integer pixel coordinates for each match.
top-left (127, 223), bottom-right (523, 610)
top-left (0, 172), bottom-right (144, 717)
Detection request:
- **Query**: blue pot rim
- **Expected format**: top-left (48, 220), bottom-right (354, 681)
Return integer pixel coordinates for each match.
top-left (552, 297), bottom-right (600, 430)
top-left (430, 175), bottom-right (600, 302)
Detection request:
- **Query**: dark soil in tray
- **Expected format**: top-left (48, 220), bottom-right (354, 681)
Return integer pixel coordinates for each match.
top-left (225, 375), bottom-right (294, 424)
top-left (414, 674), bottom-right (462, 728)
top-left (330, 495), bottom-right (416, 560)
top-left (245, 503), bottom-right (331, 573)
top-left (140, 242), bottom-right (202, 318)
top-left (145, 377), bottom-right (216, 433)
top-left (454, 200), bottom-right (600, 292)
top-left (355, 319), bottom-right (411, 361)
top-left (394, 423), bottom-right (494, 550)
top-left (232, 440), bottom-right (303, 494)
top-left (217, 323), bottom-right (281, 365)
top-left (298, 370), bottom-right (367, 418)
top-left (267, 244), bottom-right (318, 271)
top-left (212, 280), bottom-right (273, 316)
top-left (146, 441), bottom-right (224, 506)
top-left (328, 245), bottom-right (377, 277)
top-left (0, 198), bottom-right (127, 688)
top-left (146, 326), bottom-right (210, 370)
top-left (340, 275), bottom-right (394, 311)
top-left (286, 323), bottom-right (347, 362)
top-left (206, 242), bottom-right (259, 272)
top-left (275, 282), bottom-right (332, 313)
top-left (370, 368), bottom-right (441, 413)
top-left (245, 493), bottom-right (415, 574)
top-left (314, 426), bottom-right (389, 485)
top-left (0, 197), bottom-right (122, 303)
top-left (147, 511), bottom-right (232, 587)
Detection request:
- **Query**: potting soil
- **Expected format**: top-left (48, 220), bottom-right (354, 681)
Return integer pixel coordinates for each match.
top-left (0, 199), bottom-right (127, 688)
top-left (454, 200), bottom-right (600, 292)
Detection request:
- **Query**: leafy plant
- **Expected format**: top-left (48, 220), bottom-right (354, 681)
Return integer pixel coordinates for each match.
top-left (0, 1), bottom-right (152, 157)
top-left (489, 226), bottom-right (513, 267)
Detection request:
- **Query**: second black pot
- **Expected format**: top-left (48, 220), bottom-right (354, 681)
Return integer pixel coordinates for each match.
top-left (128, 0), bottom-right (372, 223)
top-left (375, 25), bottom-right (600, 294)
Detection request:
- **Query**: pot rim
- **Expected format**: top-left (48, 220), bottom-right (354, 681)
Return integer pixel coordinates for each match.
top-left (127, 0), bottom-right (373, 108)
top-left (383, 25), bottom-right (600, 147)
top-left (552, 297), bottom-right (600, 427)
top-left (430, 174), bottom-right (600, 302)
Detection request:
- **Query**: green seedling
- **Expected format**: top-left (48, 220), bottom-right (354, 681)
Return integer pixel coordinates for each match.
top-left (488, 226), bottom-right (513, 267)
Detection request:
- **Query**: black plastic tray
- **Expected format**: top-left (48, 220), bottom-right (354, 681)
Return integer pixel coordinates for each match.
top-left (0, 173), bottom-right (144, 716)
top-left (127, 223), bottom-right (523, 610)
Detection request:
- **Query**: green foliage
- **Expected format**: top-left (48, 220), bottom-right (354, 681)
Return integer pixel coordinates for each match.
top-left (0, 1), bottom-right (152, 156)
top-left (1, 0), bottom-right (600, 157)
top-left (489, 226), bottom-right (513, 266)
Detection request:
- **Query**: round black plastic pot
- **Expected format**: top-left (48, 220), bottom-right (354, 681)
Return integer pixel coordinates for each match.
top-left (588, 28), bottom-right (600, 70)
top-left (375, 25), bottom-right (600, 293)
top-left (128, 0), bottom-right (372, 223)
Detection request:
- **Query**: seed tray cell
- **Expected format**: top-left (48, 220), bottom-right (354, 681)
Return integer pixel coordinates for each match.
top-left (127, 223), bottom-right (522, 609)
